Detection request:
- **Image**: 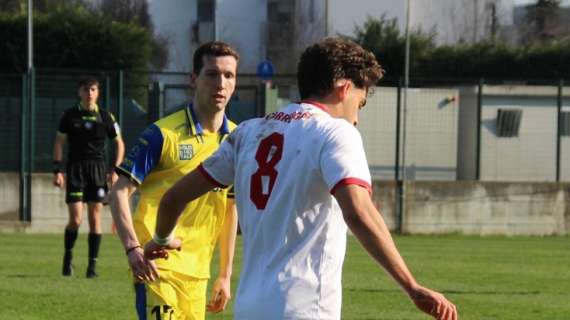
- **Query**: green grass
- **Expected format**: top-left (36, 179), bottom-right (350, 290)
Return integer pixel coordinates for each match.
top-left (0, 234), bottom-right (568, 319)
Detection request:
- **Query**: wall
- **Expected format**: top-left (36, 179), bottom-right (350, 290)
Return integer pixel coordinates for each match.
top-left (148, 0), bottom-right (196, 72)
top-left (458, 85), bottom-right (570, 182)
top-left (148, 0), bottom-right (266, 73)
top-left (359, 88), bottom-right (399, 179)
top-left (359, 87), bottom-right (459, 180)
top-left (3, 174), bottom-right (567, 235)
top-left (217, 0), bottom-right (267, 72)
top-left (481, 92), bottom-right (558, 181)
top-left (457, 86), bottom-right (479, 180)
top-left (0, 173), bottom-right (20, 230)
top-left (0, 174), bottom-right (114, 233)
top-left (560, 101), bottom-right (570, 181)
top-left (398, 181), bottom-right (570, 235)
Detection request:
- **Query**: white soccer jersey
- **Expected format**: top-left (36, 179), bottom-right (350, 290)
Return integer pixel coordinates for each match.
top-left (200, 101), bottom-right (372, 319)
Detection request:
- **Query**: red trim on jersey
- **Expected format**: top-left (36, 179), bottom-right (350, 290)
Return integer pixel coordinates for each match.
top-left (197, 164), bottom-right (227, 188)
top-left (300, 100), bottom-right (330, 113)
top-left (330, 178), bottom-right (372, 195)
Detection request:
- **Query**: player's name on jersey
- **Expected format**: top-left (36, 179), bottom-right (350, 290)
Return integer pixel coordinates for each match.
top-left (265, 111), bottom-right (313, 123)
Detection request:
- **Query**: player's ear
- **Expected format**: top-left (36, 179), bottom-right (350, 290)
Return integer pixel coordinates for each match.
top-left (336, 80), bottom-right (352, 102)
top-left (190, 73), bottom-right (198, 88)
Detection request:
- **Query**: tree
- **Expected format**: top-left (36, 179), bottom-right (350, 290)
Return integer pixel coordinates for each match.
top-left (348, 15), bottom-right (436, 78)
top-left (0, 5), bottom-right (152, 72)
top-left (0, 0), bottom-right (169, 70)
top-left (349, 14), bottom-right (570, 80)
top-left (0, 0), bottom-right (22, 13)
top-left (100, 0), bottom-right (152, 29)
top-left (97, 0), bottom-right (168, 70)
top-left (0, 0), bottom-right (80, 13)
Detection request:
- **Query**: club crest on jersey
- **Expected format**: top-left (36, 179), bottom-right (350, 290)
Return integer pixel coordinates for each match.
top-left (179, 144), bottom-right (194, 160)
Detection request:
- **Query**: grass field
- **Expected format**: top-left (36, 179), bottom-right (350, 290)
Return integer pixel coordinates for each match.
top-left (0, 233), bottom-right (568, 320)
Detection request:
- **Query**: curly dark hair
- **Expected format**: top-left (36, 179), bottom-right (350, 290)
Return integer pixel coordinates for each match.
top-left (193, 41), bottom-right (240, 75)
top-left (297, 37), bottom-right (384, 99)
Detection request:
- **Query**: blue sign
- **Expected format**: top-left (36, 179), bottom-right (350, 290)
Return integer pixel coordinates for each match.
top-left (256, 60), bottom-right (274, 80)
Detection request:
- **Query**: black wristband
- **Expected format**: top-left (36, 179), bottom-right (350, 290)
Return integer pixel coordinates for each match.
top-left (126, 245), bottom-right (141, 255)
top-left (53, 160), bottom-right (62, 174)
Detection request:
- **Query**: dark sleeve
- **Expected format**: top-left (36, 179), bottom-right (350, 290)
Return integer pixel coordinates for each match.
top-left (104, 110), bottom-right (120, 139)
top-left (57, 110), bottom-right (69, 134)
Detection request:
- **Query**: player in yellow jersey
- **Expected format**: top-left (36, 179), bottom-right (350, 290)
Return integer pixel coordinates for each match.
top-left (109, 41), bottom-right (239, 320)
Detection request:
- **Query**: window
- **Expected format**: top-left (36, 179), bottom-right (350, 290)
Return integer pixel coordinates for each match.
top-left (560, 111), bottom-right (570, 136)
top-left (496, 109), bottom-right (522, 137)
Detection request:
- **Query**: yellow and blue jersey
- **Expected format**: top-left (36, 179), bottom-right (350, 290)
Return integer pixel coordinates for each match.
top-left (117, 104), bottom-right (236, 279)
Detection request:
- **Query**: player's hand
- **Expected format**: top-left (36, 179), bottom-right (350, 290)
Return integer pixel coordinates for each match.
top-left (143, 238), bottom-right (182, 260)
top-left (53, 173), bottom-right (65, 188)
top-left (206, 276), bottom-right (231, 313)
top-left (107, 171), bottom-right (119, 186)
top-left (127, 246), bottom-right (159, 282)
top-left (408, 285), bottom-right (457, 320)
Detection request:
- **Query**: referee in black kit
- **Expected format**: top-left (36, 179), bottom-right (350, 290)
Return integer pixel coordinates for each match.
top-left (52, 77), bottom-right (125, 278)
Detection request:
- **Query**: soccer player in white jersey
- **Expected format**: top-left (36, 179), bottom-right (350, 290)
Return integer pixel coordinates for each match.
top-left (144, 38), bottom-right (458, 320)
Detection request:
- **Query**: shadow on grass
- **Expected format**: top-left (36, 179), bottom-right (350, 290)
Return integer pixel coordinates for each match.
top-left (443, 289), bottom-right (540, 295)
top-left (346, 288), bottom-right (541, 295)
top-left (4, 274), bottom-right (43, 278)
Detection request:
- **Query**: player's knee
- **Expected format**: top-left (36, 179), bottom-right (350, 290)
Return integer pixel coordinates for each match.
top-left (67, 219), bottom-right (81, 230)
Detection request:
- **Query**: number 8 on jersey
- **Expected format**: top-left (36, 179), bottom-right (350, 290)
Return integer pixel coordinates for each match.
top-left (250, 133), bottom-right (284, 210)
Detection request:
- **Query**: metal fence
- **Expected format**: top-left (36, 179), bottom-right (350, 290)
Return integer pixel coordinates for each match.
top-left (1, 68), bottom-right (570, 223)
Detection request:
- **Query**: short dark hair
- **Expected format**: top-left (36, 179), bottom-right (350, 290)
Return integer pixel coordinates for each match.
top-left (78, 77), bottom-right (100, 89)
top-left (192, 41), bottom-right (240, 75)
top-left (297, 37), bottom-right (384, 99)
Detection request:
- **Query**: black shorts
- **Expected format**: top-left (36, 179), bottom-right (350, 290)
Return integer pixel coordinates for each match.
top-left (65, 160), bottom-right (108, 203)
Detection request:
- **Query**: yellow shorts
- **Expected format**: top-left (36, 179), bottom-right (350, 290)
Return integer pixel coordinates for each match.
top-left (134, 270), bottom-right (208, 320)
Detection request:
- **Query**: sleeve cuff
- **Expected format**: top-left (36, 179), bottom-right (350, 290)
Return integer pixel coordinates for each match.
top-left (197, 164), bottom-right (227, 188)
top-left (115, 166), bottom-right (142, 185)
top-left (330, 178), bottom-right (372, 195)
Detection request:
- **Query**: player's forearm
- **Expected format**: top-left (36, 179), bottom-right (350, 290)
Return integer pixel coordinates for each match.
top-left (347, 206), bottom-right (419, 295)
top-left (109, 179), bottom-right (140, 249)
top-left (218, 202), bottom-right (237, 278)
top-left (337, 186), bottom-right (419, 295)
top-left (155, 186), bottom-right (188, 239)
top-left (53, 148), bottom-right (63, 162)
top-left (53, 135), bottom-right (65, 161)
top-left (113, 138), bottom-right (125, 167)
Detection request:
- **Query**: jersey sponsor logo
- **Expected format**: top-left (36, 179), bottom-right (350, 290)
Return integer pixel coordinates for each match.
top-left (82, 116), bottom-right (97, 121)
top-left (179, 144), bottom-right (194, 160)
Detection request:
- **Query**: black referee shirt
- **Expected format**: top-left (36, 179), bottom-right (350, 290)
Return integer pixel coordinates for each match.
top-left (57, 104), bottom-right (120, 161)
